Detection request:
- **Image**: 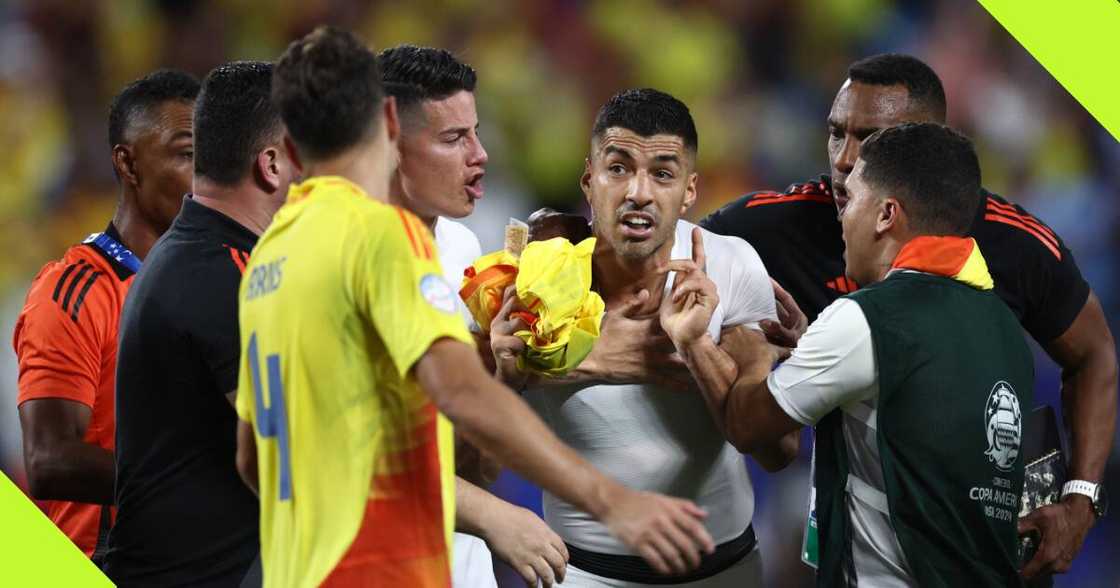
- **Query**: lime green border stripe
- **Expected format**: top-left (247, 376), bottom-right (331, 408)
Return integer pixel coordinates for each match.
top-left (0, 3), bottom-right (1116, 585)
top-left (978, 0), bottom-right (1120, 142)
top-left (0, 472), bottom-right (113, 586)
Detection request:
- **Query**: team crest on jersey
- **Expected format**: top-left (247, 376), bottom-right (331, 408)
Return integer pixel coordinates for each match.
top-left (420, 274), bottom-right (457, 314)
top-left (983, 381), bottom-right (1022, 471)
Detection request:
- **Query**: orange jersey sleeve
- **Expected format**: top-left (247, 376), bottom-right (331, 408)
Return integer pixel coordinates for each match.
top-left (13, 250), bottom-right (118, 408)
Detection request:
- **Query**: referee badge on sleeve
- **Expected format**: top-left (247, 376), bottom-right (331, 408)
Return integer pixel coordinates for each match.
top-left (420, 274), bottom-right (458, 314)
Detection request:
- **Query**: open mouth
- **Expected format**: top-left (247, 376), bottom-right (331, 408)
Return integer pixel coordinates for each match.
top-left (618, 211), bottom-right (655, 239)
top-left (465, 173), bottom-right (484, 200)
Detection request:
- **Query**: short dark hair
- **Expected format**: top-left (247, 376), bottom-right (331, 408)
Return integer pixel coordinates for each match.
top-left (272, 26), bottom-right (384, 161)
top-left (108, 69), bottom-right (200, 148)
top-left (858, 123), bottom-right (981, 235)
top-left (848, 54), bottom-right (947, 122)
top-left (378, 45), bottom-right (477, 117)
top-left (193, 61), bottom-right (281, 185)
top-left (591, 88), bottom-right (698, 154)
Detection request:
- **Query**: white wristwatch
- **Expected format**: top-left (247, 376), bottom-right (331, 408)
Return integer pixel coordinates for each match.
top-left (1061, 480), bottom-right (1108, 518)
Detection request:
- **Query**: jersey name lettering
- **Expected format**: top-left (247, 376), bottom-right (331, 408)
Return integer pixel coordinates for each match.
top-left (246, 257), bottom-right (286, 300)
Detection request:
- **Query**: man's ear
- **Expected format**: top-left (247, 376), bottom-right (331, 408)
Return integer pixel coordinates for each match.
top-left (877, 197), bottom-right (902, 236)
top-left (112, 144), bottom-right (139, 188)
top-left (680, 171), bottom-right (699, 214)
top-left (383, 96), bottom-right (400, 144)
top-left (580, 158), bottom-right (593, 204)
top-left (255, 147), bottom-right (282, 192)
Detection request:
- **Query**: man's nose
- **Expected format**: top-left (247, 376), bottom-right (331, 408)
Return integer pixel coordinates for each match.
top-left (625, 173), bottom-right (655, 208)
top-left (835, 136), bottom-right (858, 174)
top-left (467, 132), bottom-right (488, 167)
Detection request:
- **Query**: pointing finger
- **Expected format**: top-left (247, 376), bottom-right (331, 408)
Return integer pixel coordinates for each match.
top-left (691, 227), bottom-right (706, 271)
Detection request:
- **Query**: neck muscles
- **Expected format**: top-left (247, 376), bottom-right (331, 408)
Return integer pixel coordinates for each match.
top-left (592, 240), bottom-right (671, 313)
top-left (112, 198), bottom-right (164, 260)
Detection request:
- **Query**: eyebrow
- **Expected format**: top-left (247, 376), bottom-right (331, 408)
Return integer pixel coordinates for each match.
top-left (654, 153), bottom-right (681, 164)
top-left (170, 130), bottom-right (193, 141)
top-left (828, 118), bottom-right (879, 138)
top-left (439, 125), bottom-right (472, 136)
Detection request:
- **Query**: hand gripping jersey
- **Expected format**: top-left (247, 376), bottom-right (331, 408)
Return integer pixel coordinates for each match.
top-left (236, 176), bottom-right (473, 588)
top-left (523, 221), bottom-right (776, 583)
top-left (12, 224), bottom-right (136, 557)
top-left (701, 175), bottom-right (1090, 342)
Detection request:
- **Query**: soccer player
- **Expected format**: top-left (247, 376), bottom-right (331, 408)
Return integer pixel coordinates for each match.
top-left (234, 26), bottom-right (713, 588)
top-left (669, 123), bottom-right (1034, 585)
top-left (105, 61), bottom-right (297, 586)
top-left (701, 54), bottom-right (1116, 579)
top-left (12, 69), bottom-right (198, 560)
top-left (492, 88), bottom-right (789, 587)
top-left (377, 45), bottom-right (568, 588)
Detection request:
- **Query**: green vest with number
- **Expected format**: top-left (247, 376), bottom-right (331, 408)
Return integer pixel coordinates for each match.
top-left (815, 271), bottom-right (1033, 587)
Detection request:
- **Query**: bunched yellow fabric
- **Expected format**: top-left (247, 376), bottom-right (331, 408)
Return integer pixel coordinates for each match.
top-left (460, 237), bottom-right (604, 376)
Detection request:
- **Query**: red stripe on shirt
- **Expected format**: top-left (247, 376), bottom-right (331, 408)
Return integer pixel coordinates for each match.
top-left (983, 213), bottom-right (1062, 260)
top-left (397, 209), bottom-right (423, 258)
top-left (229, 248), bottom-right (247, 274)
top-left (411, 215), bottom-right (434, 260)
top-left (985, 199), bottom-right (1058, 244)
top-left (747, 194), bottom-right (834, 207)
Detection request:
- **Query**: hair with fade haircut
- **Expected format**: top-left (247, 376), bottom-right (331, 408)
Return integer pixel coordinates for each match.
top-left (592, 88), bottom-right (698, 154)
top-left (108, 69), bottom-right (200, 148)
top-left (858, 122), bottom-right (981, 235)
top-left (272, 26), bottom-right (385, 161)
top-left (377, 45), bottom-right (477, 119)
top-left (848, 53), bottom-right (947, 122)
top-left (193, 61), bottom-right (281, 185)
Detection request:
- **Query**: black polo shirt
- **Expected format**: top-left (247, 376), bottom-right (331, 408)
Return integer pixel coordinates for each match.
top-left (106, 196), bottom-right (259, 587)
top-left (701, 175), bottom-right (1090, 343)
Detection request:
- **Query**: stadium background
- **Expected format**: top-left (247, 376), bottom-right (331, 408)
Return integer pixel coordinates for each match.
top-left (0, 0), bottom-right (1116, 586)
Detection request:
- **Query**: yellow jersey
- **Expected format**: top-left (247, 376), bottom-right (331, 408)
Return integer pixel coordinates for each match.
top-left (235, 176), bottom-right (470, 588)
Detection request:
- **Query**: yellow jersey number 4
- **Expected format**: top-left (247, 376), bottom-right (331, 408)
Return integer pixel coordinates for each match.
top-left (247, 332), bottom-right (292, 501)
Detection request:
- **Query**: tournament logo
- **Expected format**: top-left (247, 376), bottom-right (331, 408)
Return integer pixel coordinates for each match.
top-left (983, 381), bottom-right (1022, 471)
top-left (420, 274), bottom-right (458, 314)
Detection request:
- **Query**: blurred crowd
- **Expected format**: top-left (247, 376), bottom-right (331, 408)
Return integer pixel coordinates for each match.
top-left (0, 0), bottom-right (1116, 586)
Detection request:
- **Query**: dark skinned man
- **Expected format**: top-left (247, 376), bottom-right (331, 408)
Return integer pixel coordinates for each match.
top-left (701, 53), bottom-right (1116, 581)
top-left (13, 69), bottom-right (199, 561)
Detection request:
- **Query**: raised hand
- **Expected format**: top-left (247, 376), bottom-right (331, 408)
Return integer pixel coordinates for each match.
top-left (659, 227), bottom-right (719, 348)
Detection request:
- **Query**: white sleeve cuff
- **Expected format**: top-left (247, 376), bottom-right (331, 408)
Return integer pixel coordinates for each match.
top-left (768, 371), bottom-right (819, 426)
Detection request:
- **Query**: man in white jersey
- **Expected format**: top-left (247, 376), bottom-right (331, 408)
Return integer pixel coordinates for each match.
top-left (490, 88), bottom-right (796, 587)
top-left (379, 45), bottom-right (569, 588)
